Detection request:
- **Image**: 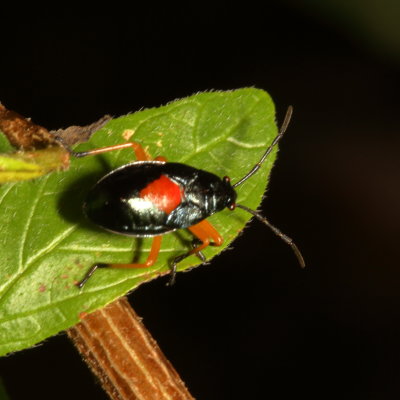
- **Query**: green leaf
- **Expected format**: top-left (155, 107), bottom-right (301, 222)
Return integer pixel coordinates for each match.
top-left (0, 132), bottom-right (14, 152)
top-left (0, 88), bottom-right (278, 356)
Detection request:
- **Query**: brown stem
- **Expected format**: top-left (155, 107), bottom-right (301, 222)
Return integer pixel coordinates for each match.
top-left (0, 103), bottom-right (56, 149)
top-left (0, 102), bottom-right (111, 149)
top-left (67, 297), bottom-right (194, 400)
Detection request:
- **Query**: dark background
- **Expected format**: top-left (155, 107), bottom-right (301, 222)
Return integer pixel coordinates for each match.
top-left (1, 2), bottom-right (399, 399)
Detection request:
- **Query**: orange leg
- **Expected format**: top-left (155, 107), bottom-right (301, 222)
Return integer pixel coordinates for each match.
top-left (71, 141), bottom-right (151, 161)
top-left (70, 140), bottom-right (169, 163)
top-left (77, 236), bottom-right (162, 289)
top-left (188, 219), bottom-right (223, 253)
top-left (168, 219), bottom-right (223, 285)
top-left (154, 155), bottom-right (167, 162)
top-left (109, 235), bottom-right (162, 269)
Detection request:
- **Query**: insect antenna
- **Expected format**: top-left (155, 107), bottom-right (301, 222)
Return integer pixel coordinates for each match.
top-left (235, 203), bottom-right (305, 268)
top-left (232, 106), bottom-right (293, 188)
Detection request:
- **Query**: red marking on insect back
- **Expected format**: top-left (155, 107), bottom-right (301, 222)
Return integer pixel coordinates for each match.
top-left (140, 174), bottom-right (182, 214)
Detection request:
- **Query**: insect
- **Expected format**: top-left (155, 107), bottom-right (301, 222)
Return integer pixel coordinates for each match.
top-left (69, 106), bottom-right (304, 288)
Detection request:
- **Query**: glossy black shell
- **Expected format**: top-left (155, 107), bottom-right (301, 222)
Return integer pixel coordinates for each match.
top-left (84, 161), bottom-right (237, 237)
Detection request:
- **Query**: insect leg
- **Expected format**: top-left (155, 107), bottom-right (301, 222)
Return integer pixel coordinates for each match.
top-left (190, 220), bottom-right (224, 248)
top-left (154, 155), bottom-right (167, 162)
top-left (68, 141), bottom-right (152, 161)
top-left (77, 236), bottom-right (163, 289)
top-left (169, 220), bottom-right (223, 285)
top-left (191, 238), bottom-right (207, 262)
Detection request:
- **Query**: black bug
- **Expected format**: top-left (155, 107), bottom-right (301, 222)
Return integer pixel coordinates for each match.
top-left (69, 106), bottom-right (304, 288)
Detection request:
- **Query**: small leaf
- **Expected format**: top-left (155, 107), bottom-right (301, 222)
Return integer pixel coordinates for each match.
top-left (0, 88), bottom-right (278, 356)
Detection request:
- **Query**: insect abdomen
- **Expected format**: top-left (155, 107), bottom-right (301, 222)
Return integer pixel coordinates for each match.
top-left (83, 162), bottom-right (234, 236)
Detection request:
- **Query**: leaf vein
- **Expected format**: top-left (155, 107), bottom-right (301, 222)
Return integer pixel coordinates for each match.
top-left (0, 183), bottom-right (16, 207)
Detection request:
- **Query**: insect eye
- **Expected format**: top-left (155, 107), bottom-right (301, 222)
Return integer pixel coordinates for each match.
top-left (223, 176), bottom-right (230, 183)
top-left (228, 203), bottom-right (236, 211)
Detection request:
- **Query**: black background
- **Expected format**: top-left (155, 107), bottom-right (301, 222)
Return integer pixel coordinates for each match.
top-left (0, 3), bottom-right (399, 399)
